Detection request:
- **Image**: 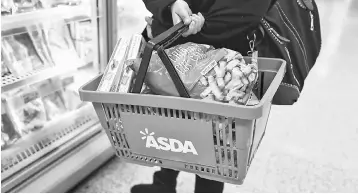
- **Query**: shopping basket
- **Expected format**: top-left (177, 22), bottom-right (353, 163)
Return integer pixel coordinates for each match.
top-left (79, 22), bottom-right (286, 185)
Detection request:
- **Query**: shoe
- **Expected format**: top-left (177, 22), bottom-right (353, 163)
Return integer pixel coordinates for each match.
top-left (130, 170), bottom-right (177, 193)
top-left (130, 183), bottom-right (176, 193)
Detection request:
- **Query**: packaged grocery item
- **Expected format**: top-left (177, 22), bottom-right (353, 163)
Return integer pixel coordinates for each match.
top-left (131, 43), bottom-right (259, 105)
top-left (1, 101), bottom-right (21, 149)
top-left (1, 51), bottom-right (11, 77)
top-left (2, 32), bottom-right (46, 77)
top-left (4, 86), bottom-right (47, 135)
top-left (27, 26), bottom-right (55, 67)
top-left (131, 42), bottom-right (226, 96)
top-left (13, 32), bottom-right (46, 70)
top-left (13, 0), bottom-right (44, 13)
top-left (97, 37), bottom-right (130, 92)
top-left (33, 77), bottom-right (67, 121)
top-left (112, 34), bottom-right (146, 93)
top-left (1, 36), bottom-right (33, 76)
top-left (68, 21), bottom-right (93, 64)
top-left (43, 21), bottom-right (83, 68)
top-left (1, 0), bottom-right (15, 15)
top-left (60, 75), bottom-right (87, 111)
top-left (39, 0), bottom-right (82, 8)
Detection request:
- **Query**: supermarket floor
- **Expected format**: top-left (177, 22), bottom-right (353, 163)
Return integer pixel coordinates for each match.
top-left (71, 0), bottom-right (358, 192)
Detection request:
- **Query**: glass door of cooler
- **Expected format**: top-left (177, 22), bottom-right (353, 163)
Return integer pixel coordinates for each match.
top-left (106, 0), bottom-right (151, 54)
top-left (1, 0), bottom-right (108, 192)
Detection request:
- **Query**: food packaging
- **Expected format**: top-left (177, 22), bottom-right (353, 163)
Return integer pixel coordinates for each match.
top-left (60, 75), bottom-right (87, 111)
top-left (27, 26), bottom-right (55, 67)
top-left (3, 86), bottom-right (47, 135)
top-left (112, 34), bottom-right (146, 93)
top-left (131, 42), bottom-right (227, 98)
top-left (1, 51), bottom-right (11, 77)
top-left (1, 32), bottom-right (46, 77)
top-left (69, 20), bottom-right (93, 64)
top-left (97, 37), bottom-right (130, 92)
top-left (42, 21), bottom-right (83, 69)
top-left (1, 101), bottom-right (21, 149)
top-left (131, 42), bottom-right (259, 105)
top-left (1, 36), bottom-right (33, 76)
top-left (33, 77), bottom-right (67, 121)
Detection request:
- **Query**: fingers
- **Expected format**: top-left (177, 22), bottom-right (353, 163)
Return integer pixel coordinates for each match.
top-left (177, 8), bottom-right (192, 25)
top-left (182, 13), bottom-right (205, 37)
top-left (145, 16), bottom-right (153, 39)
top-left (172, 12), bottom-right (182, 25)
top-left (198, 12), bottom-right (205, 28)
top-left (182, 16), bottom-right (197, 37)
top-left (192, 14), bottom-right (202, 34)
top-left (171, 0), bottom-right (192, 25)
top-left (146, 24), bottom-right (153, 39)
top-left (145, 16), bottom-right (153, 25)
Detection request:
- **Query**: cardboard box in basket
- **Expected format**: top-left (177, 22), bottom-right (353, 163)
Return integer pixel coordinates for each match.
top-left (97, 34), bottom-right (146, 93)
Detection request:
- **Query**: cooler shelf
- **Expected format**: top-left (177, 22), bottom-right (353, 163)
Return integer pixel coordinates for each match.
top-left (1, 5), bottom-right (91, 33)
top-left (1, 104), bottom-right (98, 183)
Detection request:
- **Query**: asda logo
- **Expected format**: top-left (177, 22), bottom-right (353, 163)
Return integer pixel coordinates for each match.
top-left (140, 128), bottom-right (198, 155)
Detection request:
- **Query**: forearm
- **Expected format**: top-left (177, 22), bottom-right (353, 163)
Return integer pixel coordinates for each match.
top-left (187, 0), bottom-right (274, 45)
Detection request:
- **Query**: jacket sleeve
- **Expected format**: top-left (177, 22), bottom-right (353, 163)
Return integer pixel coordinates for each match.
top-left (186, 0), bottom-right (274, 45)
top-left (142, 0), bottom-right (194, 26)
top-left (143, 0), bottom-right (274, 46)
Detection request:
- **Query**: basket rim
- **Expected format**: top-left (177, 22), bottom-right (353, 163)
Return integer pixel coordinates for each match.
top-left (79, 57), bottom-right (286, 119)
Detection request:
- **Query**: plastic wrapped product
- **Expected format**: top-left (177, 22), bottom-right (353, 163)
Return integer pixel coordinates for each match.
top-left (27, 26), bottom-right (55, 67)
top-left (1, 51), bottom-right (11, 77)
top-left (68, 20), bottom-right (93, 64)
top-left (39, 0), bottom-right (82, 7)
top-left (131, 42), bottom-right (227, 98)
top-left (42, 91), bottom-right (67, 121)
top-left (42, 21), bottom-right (83, 69)
top-left (60, 75), bottom-right (87, 111)
top-left (131, 43), bottom-right (259, 105)
top-left (13, 32), bottom-right (47, 70)
top-left (1, 36), bottom-right (33, 76)
top-left (97, 37), bottom-right (130, 92)
top-left (33, 78), bottom-right (67, 121)
top-left (4, 86), bottom-right (47, 134)
top-left (1, 110), bottom-right (21, 149)
top-left (1, 0), bottom-right (15, 15)
top-left (112, 34), bottom-right (146, 93)
top-left (13, 0), bottom-right (44, 13)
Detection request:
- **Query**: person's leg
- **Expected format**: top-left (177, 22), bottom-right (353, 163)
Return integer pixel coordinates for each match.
top-left (194, 175), bottom-right (224, 193)
top-left (131, 168), bottom-right (180, 193)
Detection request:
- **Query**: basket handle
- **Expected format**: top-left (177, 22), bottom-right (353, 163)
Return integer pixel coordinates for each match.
top-left (131, 22), bottom-right (191, 98)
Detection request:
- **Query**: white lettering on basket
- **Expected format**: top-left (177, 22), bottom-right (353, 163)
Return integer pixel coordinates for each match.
top-left (140, 128), bottom-right (198, 155)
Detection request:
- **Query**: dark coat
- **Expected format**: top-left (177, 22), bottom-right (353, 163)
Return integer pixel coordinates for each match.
top-left (143, 0), bottom-right (322, 105)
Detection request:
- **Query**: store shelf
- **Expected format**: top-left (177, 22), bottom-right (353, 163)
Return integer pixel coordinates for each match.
top-left (1, 122), bottom-right (111, 193)
top-left (1, 5), bottom-right (91, 33)
top-left (1, 104), bottom-right (98, 182)
top-left (9, 129), bottom-right (114, 193)
top-left (1, 62), bottom-right (87, 93)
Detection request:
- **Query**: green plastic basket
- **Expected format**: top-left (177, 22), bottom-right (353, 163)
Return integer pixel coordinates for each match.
top-left (79, 22), bottom-right (286, 185)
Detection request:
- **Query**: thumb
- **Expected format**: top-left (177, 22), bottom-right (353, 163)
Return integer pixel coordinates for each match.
top-left (172, 13), bottom-right (182, 25)
top-left (177, 9), bottom-right (191, 25)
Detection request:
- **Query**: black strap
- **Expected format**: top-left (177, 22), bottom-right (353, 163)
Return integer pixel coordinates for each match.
top-left (131, 22), bottom-right (190, 98)
top-left (157, 46), bottom-right (190, 97)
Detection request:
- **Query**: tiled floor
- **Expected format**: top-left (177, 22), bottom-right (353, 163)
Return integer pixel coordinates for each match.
top-left (72, 0), bottom-right (358, 192)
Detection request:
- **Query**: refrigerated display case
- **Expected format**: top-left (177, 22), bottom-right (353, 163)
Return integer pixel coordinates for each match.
top-left (1, 0), bottom-right (114, 192)
top-left (110, 0), bottom-right (151, 48)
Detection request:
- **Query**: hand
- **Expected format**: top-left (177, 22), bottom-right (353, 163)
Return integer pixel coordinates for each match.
top-left (145, 16), bottom-right (154, 39)
top-left (183, 13), bottom-right (205, 37)
top-left (171, 0), bottom-right (192, 25)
